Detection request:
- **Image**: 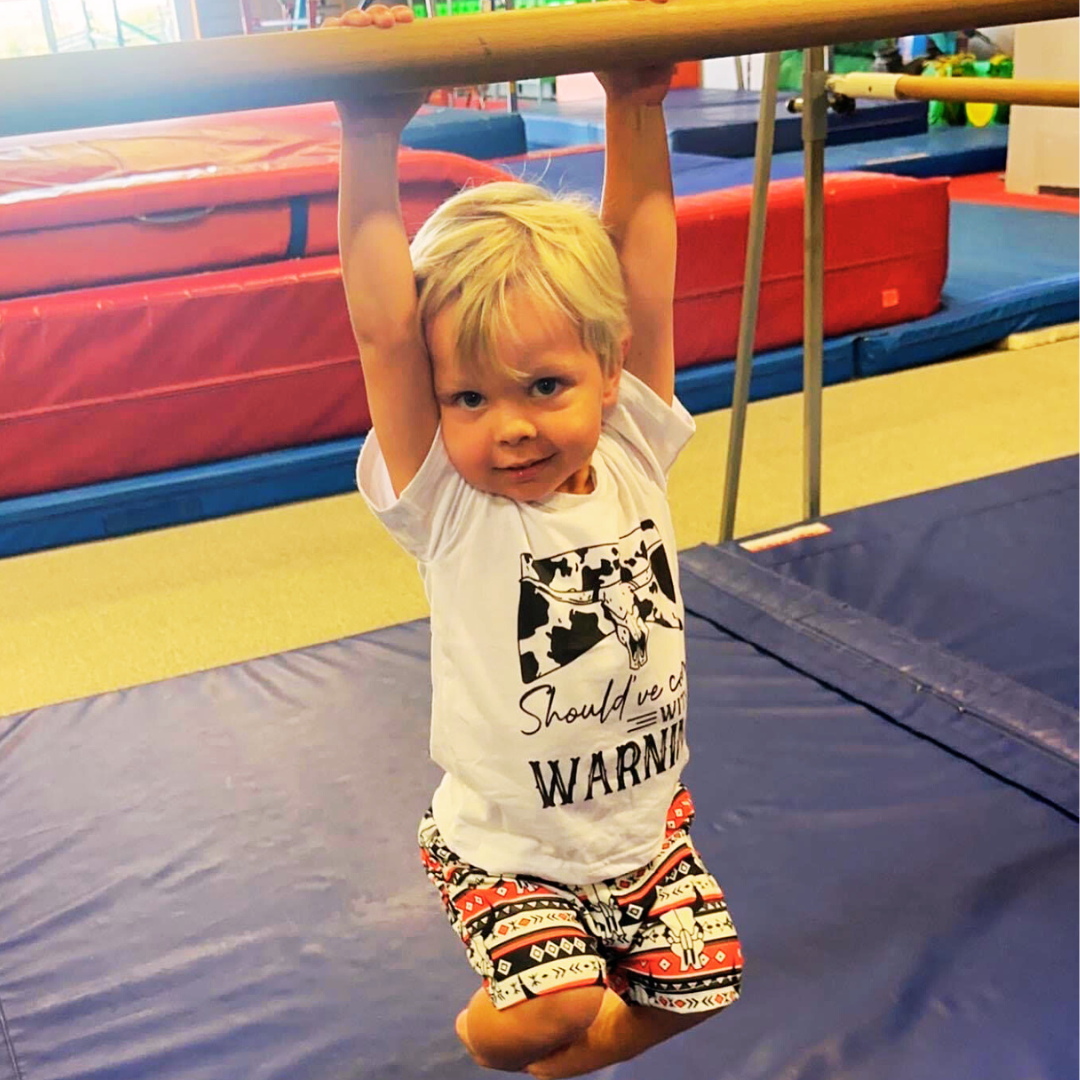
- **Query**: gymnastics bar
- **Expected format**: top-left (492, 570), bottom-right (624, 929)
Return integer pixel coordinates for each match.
top-left (828, 73), bottom-right (1080, 108)
top-left (722, 52), bottom-right (782, 543)
top-left (719, 48), bottom-right (1080, 542)
top-left (1, 0), bottom-right (1075, 137)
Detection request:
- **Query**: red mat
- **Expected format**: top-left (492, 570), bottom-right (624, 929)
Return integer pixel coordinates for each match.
top-left (0, 104), bottom-right (509, 300)
top-left (948, 172), bottom-right (1079, 215)
top-left (672, 172), bottom-right (947, 368)
top-left (0, 105), bottom-right (948, 502)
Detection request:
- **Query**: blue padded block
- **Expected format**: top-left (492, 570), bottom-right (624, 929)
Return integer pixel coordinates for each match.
top-left (856, 275), bottom-right (1080, 375)
top-left (503, 126), bottom-right (1011, 200)
top-left (0, 438), bottom-right (363, 559)
top-left (672, 338), bottom-right (855, 417)
top-left (503, 150), bottom-right (758, 198)
top-left (944, 201), bottom-right (1080, 299)
top-left (856, 202), bottom-right (1080, 376)
top-left (402, 108), bottom-right (527, 159)
top-left (519, 87), bottom-right (927, 156)
top-left (518, 106), bottom-right (607, 149)
top-left (666, 94), bottom-right (928, 157)
top-left (840, 124), bottom-right (1009, 178)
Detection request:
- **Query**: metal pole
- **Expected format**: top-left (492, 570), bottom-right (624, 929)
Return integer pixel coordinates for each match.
top-left (719, 51), bottom-right (781, 543)
top-left (39, 0), bottom-right (60, 53)
top-left (802, 45), bottom-right (827, 522)
top-left (504, 0), bottom-right (518, 113)
top-left (79, 0), bottom-right (97, 48)
top-left (188, 0), bottom-right (203, 39)
top-left (829, 71), bottom-right (1080, 108)
top-left (112, 0), bottom-right (126, 45)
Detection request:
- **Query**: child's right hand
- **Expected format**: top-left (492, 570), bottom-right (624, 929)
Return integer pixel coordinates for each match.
top-left (323, 2), bottom-right (413, 30)
top-left (325, 5), bottom-right (428, 136)
top-left (595, 0), bottom-right (673, 107)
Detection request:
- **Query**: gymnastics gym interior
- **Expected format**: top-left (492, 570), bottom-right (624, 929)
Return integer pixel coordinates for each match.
top-left (0, 2), bottom-right (1077, 1078)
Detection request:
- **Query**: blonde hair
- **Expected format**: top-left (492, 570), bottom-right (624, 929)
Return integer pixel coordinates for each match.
top-left (409, 181), bottom-right (628, 378)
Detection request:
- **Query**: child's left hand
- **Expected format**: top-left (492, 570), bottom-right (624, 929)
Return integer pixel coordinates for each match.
top-left (595, 0), bottom-right (674, 107)
top-left (324, 5), bottom-right (427, 136)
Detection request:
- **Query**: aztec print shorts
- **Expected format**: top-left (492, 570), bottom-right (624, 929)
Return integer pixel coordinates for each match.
top-left (418, 787), bottom-right (743, 1013)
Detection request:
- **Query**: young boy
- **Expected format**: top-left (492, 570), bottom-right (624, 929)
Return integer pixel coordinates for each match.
top-left (328, 4), bottom-right (742, 1075)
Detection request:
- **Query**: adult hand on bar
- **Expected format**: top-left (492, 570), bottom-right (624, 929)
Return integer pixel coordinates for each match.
top-left (326, 5), bottom-right (428, 134)
top-left (594, 0), bottom-right (674, 106)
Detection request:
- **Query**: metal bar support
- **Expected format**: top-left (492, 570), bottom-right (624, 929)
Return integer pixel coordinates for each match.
top-left (719, 50), bottom-right (781, 542)
top-left (802, 45), bottom-right (827, 522)
top-left (504, 0), bottom-right (519, 112)
top-left (39, 0), bottom-right (60, 52)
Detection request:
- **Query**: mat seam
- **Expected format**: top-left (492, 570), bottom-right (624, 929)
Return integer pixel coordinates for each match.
top-left (0, 712), bottom-right (32, 750)
top-left (789, 610), bottom-right (1075, 768)
top-left (0, 991), bottom-right (24, 1080)
top-left (686, 554), bottom-right (1079, 770)
top-left (687, 587), bottom-right (1078, 769)
top-left (685, 602), bottom-right (1079, 825)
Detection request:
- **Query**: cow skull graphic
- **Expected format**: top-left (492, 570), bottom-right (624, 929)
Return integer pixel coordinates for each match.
top-left (596, 578), bottom-right (649, 669)
top-left (517, 521), bottom-right (682, 683)
top-left (659, 908), bottom-right (707, 971)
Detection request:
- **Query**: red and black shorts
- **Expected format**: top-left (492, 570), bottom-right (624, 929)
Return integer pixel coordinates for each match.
top-left (418, 786), bottom-right (743, 1013)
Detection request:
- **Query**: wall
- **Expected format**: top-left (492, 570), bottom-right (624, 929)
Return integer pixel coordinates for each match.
top-left (1006, 18), bottom-right (1079, 195)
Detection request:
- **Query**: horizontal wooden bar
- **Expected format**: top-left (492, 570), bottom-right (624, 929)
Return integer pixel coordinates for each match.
top-left (829, 71), bottom-right (1080, 108)
top-left (895, 75), bottom-right (1080, 108)
top-left (0, 0), bottom-right (1075, 137)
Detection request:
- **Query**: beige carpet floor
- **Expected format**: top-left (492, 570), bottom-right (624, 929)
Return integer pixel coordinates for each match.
top-left (1, 339), bottom-right (1076, 717)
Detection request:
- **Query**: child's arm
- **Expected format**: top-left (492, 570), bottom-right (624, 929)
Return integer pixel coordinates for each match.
top-left (331, 5), bottom-right (439, 497)
top-left (597, 14), bottom-right (677, 406)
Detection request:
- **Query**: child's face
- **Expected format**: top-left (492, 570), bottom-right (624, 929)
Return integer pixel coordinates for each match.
top-left (428, 291), bottom-right (622, 501)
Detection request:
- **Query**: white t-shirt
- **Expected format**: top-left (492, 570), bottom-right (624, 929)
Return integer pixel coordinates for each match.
top-left (357, 372), bottom-right (695, 884)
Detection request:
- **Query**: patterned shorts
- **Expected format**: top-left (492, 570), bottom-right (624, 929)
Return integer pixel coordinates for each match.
top-left (418, 787), bottom-right (743, 1013)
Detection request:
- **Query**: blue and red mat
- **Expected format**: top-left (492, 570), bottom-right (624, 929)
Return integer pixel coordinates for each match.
top-left (501, 147), bottom-right (1079, 380)
top-left (1, 459), bottom-right (1075, 1079)
top-left (2, 170), bottom-right (1076, 559)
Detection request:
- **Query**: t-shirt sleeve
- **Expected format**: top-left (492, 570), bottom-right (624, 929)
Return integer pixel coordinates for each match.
top-left (604, 371), bottom-right (696, 486)
top-left (356, 426), bottom-right (476, 562)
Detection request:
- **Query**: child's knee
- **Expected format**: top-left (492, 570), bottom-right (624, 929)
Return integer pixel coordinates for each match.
top-left (464, 984), bottom-right (606, 1070)
top-left (529, 985), bottom-right (607, 1046)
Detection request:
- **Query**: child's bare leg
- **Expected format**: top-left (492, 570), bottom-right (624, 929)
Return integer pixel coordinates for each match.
top-left (455, 983), bottom-right (607, 1072)
top-left (525, 989), bottom-right (721, 1080)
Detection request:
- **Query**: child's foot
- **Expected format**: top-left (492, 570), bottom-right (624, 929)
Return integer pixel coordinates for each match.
top-left (455, 1008), bottom-right (476, 1056)
top-left (456, 1007), bottom-right (494, 1069)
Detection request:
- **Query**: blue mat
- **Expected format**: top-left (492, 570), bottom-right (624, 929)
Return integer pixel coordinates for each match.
top-left (519, 86), bottom-right (928, 155)
top-left (1, 466), bottom-right (1075, 1080)
top-left (504, 128), bottom-right (1010, 198)
top-left (401, 107), bottom-right (527, 159)
top-left (738, 456), bottom-right (1079, 712)
top-left (856, 201), bottom-right (1079, 376)
top-left (823, 123), bottom-right (1010, 179)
